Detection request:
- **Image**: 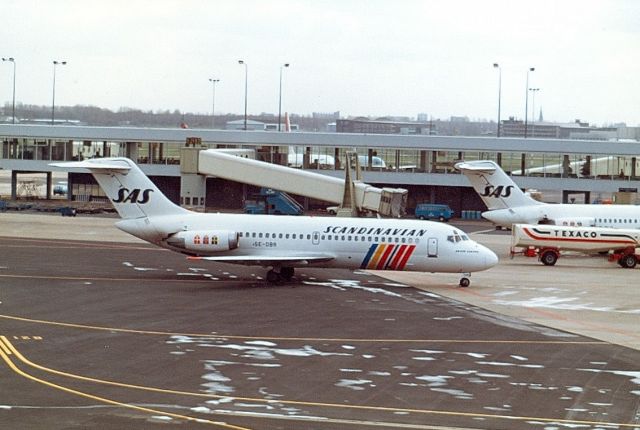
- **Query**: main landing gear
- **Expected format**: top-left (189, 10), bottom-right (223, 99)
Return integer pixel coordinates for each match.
top-left (266, 267), bottom-right (295, 283)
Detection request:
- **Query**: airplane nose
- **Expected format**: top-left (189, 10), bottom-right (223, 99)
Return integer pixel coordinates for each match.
top-left (482, 246), bottom-right (499, 269)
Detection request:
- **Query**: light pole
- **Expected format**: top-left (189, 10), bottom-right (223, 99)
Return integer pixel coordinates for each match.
top-left (51, 60), bottom-right (67, 125)
top-left (238, 60), bottom-right (248, 130)
top-left (524, 66), bottom-right (535, 138)
top-left (208, 78), bottom-right (220, 129)
top-left (493, 63), bottom-right (501, 137)
top-left (278, 63), bottom-right (290, 132)
top-left (2, 57), bottom-right (16, 124)
top-left (529, 88), bottom-right (540, 137)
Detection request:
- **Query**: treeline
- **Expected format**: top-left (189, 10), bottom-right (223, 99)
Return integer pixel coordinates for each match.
top-left (2, 103), bottom-right (335, 131)
top-left (3, 102), bottom-right (498, 136)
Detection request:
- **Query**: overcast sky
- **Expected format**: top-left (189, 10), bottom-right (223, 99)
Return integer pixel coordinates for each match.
top-left (2, 0), bottom-right (639, 125)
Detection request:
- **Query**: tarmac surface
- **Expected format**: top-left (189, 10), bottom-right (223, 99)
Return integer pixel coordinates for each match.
top-left (0, 212), bottom-right (639, 429)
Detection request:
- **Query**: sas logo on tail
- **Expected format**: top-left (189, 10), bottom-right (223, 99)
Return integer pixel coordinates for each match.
top-left (481, 185), bottom-right (514, 198)
top-left (113, 188), bottom-right (153, 204)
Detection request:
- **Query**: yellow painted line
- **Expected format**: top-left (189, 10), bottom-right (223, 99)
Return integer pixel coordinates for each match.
top-left (0, 337), bottom-right (12, 355)
top-left (0, 341), bottom-right (249, 429)
top-left (0, 314), bottom-right (605, 344)
top-left (2, 336), bottom-right (635, 429)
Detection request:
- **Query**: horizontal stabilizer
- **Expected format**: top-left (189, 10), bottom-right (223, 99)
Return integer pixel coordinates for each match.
top-left (454, 161), bottom-right (497, 174)
top-left (50, 160), bottom-right (132, 172)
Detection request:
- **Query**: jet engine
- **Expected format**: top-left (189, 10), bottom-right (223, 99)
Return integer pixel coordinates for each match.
top-left (165, 230), bottom-right (239, 252)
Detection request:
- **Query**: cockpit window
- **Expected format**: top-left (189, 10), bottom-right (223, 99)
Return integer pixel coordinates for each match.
top-left (447, 231), bottom-right (466, 243)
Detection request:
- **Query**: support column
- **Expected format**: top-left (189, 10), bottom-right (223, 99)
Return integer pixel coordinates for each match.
top-left (46, 172), bottom-right (52, 200)
top-left (11, 170), bottom-right (17, 200)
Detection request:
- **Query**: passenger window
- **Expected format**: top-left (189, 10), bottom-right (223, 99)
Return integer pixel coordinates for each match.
top-left (279, 233), bottom-right (283, 239)
top-left (259, 233), bottom-right (263, 238)
top-left (252, 232), bottom-right (256, 238)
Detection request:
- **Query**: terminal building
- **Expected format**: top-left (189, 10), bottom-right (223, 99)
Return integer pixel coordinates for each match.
top-left (1, 124), bottom-right (639, 214)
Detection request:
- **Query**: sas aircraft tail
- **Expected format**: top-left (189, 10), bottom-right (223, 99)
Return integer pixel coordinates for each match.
top-left (50, 157), bottom-right (187, 220)
top-left (455, 160), bottom-right (543, 210)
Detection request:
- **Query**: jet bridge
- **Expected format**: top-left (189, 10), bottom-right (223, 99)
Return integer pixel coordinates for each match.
top-left (195, 148), bottom-right (407, 217)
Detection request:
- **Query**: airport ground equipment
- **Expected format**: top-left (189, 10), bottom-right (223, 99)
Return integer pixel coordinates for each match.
top-left (243, 188), bottom-right (304, 215)
top-left (415, 203), bottom-right (454, 221)
top-left (510, 223), bottom-right (640, 268)
top-left (197, 149), bottom-right (407, 217)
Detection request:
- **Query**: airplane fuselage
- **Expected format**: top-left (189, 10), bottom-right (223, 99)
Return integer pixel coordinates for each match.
top-left (117, 213), bottom-right (497, 274)
top-left (483, 204), bottom-right (640, 229)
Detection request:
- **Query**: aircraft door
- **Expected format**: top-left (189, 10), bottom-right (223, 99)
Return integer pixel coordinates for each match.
top-left (312, 231), bottom-right (320, 245)
top-left (427, 237), bottom-right (438, 258)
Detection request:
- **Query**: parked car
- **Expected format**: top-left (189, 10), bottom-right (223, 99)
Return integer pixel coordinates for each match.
top-left (53, 182), bottom-right (68, 196)
top-left (415, 203), bottom-right (454, 221)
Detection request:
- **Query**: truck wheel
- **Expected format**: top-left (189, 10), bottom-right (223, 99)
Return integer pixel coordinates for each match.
top-left (540, 250), bottom-right (558, 266)
top-left (620, 254), bottom-right (637, 269)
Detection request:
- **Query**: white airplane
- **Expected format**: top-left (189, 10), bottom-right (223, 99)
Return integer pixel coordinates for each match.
top-left (51, 157), bottom-right (497, 287)
top-left (455, 160), bottom-right (640, 229)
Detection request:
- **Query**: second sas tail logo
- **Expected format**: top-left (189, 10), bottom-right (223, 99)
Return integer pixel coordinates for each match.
top-left (481, 185), bottom-right (514, 198)
top-left (113, 188), bottom-right (153, 204)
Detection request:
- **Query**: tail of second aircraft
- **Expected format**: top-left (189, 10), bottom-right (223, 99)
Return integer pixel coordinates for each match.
top-left (455, 160), bottom-right (543, 210)
top-left (50, 157), bottom-right (188, 220)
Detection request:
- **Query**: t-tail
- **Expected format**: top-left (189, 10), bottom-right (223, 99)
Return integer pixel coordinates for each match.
top-left (454, 160), bottom-right (543, 210)
top-left (50, 157), bottom-right (188, 220)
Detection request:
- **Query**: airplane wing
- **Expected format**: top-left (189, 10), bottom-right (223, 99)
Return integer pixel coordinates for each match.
top-left (187, 254), bottom-right (335, 267)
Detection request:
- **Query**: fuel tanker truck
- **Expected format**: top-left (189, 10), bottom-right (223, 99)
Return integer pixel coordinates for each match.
top-left (510, 224), bottom-right (640, 268)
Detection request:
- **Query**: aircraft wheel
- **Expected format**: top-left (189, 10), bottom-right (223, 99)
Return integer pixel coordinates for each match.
top-left (459, 277), bottom-right (470, 288)
top-left (266, 270), bottom-right (281, 283)
top-left (540, 250), bottom-right (558, 266)
top-left (281, 267), bottom-right (294, 281)
top-left (620, 254), bottom-right (637, 269)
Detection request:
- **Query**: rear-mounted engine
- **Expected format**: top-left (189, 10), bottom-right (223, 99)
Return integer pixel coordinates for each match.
top-left (166, 230), bottom-right (239, 252)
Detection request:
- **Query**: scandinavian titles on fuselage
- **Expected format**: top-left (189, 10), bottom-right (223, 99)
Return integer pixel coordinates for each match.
top-left (322, 225), bottom-right (428, 237)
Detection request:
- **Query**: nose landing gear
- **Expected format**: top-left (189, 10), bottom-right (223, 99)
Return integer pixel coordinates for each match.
top-left (459, 274), bottom-right (471, 288)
